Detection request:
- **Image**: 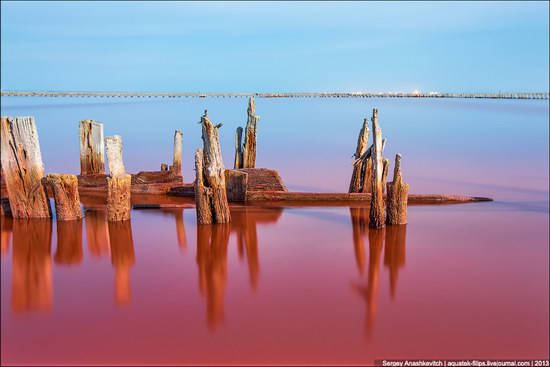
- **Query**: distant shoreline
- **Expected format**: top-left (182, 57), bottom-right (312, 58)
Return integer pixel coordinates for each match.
top-left (1, 91), bottom-right (548, 100)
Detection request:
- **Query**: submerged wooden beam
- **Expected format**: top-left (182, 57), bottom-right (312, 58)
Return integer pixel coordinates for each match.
top-left (369, 109), bottom-right (385, 228)
top-left (79, 120), bottom-right (105, 175)
top-left (386, 154), bottom-right (409, 225)
top-left (105, 136), bottom-right (131, 221)
top-left (0, 116), bottom-right (51, 218)
top-left (46, 174), bottom-right (82, 221)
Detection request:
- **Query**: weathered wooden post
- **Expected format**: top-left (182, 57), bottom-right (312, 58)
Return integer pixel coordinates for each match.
top-left (195, 110), bottom-right (231, 224)
top-left (349, 118), bottom-right (370, 193)
top-left (369, 109), bottom-right (386, 228)
top-left (381, 158), bottom-right (390, 193)
top-left (105, 136), bottom-right (131, 221)
top-left (79, 120), bottom-right (105, 175)
top-left (46, 174), bottom-right (82, 221)
top-left (170, 130), bottom-right (183, 176)
top-left (234, 127), bottom-right (243, 169)
top-left (386, 154), bottom-right (409, 225)
top-left (243, 97), bottom-right (260, 168)
top-left (0, 116), bottom-right (51, 218)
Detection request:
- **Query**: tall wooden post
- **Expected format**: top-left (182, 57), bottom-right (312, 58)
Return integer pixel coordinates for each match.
top-left (170, 130), bottom-right (183, 176)
top-left (79, 120), bottom-right (105, 175)
top-left (369, 109), bottom-right (386, 228)
top-left (195, 149), bottom-right (213, 224)
top-left (234, 127), bottom-right (243, 169)
top-left (105, 136), bottom-right (131, 221)
top-left (242, 97), bottom-right (260, 168)
top-left (386, 154), bottom-right (409, 225)
top-left (349, 118), bottom-right (370, 193)
top-left (0, 116), bottom-right (51, 218)
top-left (46, 174), bottom-right (82, 221)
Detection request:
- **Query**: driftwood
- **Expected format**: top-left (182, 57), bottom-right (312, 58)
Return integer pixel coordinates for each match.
top-left (79, 120), bottom-right (105, 175)
top-left (369, 109), bottom-right (386, 228)
top-left (197, 111), bottom-right (231, 223)
top-left (0, 116), bottom-right (51, 218)
top-left (386, 154), bottom-right (409, 225)
top-left (234, 97), bottom-right (261, 169)
top-left (170, 130), bottom-right (183, 176)
top-left (105, 136), bottom-right (131, 221)
top-left (234, 127), bottom-right (243, 169)
top-left (349, 118), bottom-right (370, 193)
top-left (46, 174), bottom-right (82, 221)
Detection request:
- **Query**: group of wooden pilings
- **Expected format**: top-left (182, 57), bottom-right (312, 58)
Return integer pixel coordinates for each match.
top-left (349, 109), bottom-right (409, 228)
top-left (0, 116), bottom-right (183, 223)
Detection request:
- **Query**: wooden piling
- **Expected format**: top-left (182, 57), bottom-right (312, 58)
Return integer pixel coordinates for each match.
top-left (234, 127), bottom-right (243, 169)
top-left (242, 97), bottom-right (260, 168)
top-left (369, 109), bottom-right (386, 228)
top-left (386, 154), bottom-right (409, 225)
top-left (46, 174), bottom-right (82, 221)
top-left (195, 149), bottom-right (213, 224)
top-left (79, 120), bottom-right (105, 175)
top-left (349, 118), bottom-right (370, 193)
top-left (199, 111), bottom-right (231, 223)
top-left (170, 130), bottom-right (183, 176)
top-left (105, 136), bottom-right (131, 221)
top-left (0, 116), bottom-right (51, 218)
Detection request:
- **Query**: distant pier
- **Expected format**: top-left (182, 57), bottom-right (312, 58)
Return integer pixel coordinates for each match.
top-left (1, 91), bottom-right (548, 99)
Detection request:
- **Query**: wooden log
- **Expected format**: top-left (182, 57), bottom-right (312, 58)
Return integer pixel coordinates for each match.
top-left (242, 97), bottom-right (260, 168)
top-left (386, 154), bottom-right (409, 225)
top-left (46, 174), bottom-right (82, 221)
top-left (225, 169), bottom-right (248, 202)
top-left (195, 149), bottom-right (213, 224)
top-left (105, 136), bottom-right (131, 221)
top-left (369, 109), bottom-right (386, 228)
top-left (79, 120), bottom-right (105, 175)
top-left (200, 111), bottom-right (231, 223)
top-left (170, 130), bottom-right (183, 176)
top-left (0, 116), bottom-right (51, 218)
top-left (349, 118), bottom-right (370, 193)
top-left (234, 127), bottom-right (244, 169)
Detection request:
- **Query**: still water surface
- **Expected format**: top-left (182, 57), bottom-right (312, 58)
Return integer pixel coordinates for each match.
top-left (1, 97), bottom-right (548, 364)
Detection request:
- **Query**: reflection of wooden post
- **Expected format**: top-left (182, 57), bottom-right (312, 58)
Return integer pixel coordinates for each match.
top-left (170, 130), bottom-right (183, 176)
top-left (350, 207), bottom-right (368, 274)
top-left (198, 111), bottom-right (231, 223)
top-left (384, 224), bottom-right (407, 299)
top-left (0, 197), bottom-right (11, 217)
top-left (242, 97), bottom-right (260, 168)
top-left (109, 221), bottom-right (135, 305)
top-left (175, 210), bottom-right (187, 250)
top-left (85, 209), bottom-right (111, 256)
top-left (54, 220), bottom-right (83, 265)
top-left (0, 116), bottom-right (51, 218)
top-left (234, 127), bottom-right (243, 169)
top-left (349, 118), bottom-right (369, 193)
top-left (386, 154), bottom-right (409, 225)
top-left (369, 110), bottom-right (386, 228)
top-left (105, 136), bottom-right (131, 221)
top-left (1, 215), bottom-right (12, 255)
top-left (79, 120), bottom-right (105, 175)
top-left (46, 174), bottom-right (82, 221)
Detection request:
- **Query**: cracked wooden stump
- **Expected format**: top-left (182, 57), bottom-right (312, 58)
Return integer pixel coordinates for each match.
top-left (79, 120), bottom-right (105, 175)
top-left (105, 136), bottom-right (131, 221)
top-left (0, 116), bottom-right (51, 218)
top-left (234, 97), bottom-right (260, 169)
top-left (195, 110), bottom-right (231, 224)
top-left (369, 109), bottom-right (386, 228)
top-left (386, 154), bottom-right (409, 225)
top-left (46, 174), bottom-right (82, 221)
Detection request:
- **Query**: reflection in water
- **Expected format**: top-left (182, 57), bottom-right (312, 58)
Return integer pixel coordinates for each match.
top-left (350, 208), bottom-right (408, 338)
top-left (196, 223), bottom-right (231, 331)
top-left (85, 209), bottom-right (111, 257)
top-left (109, 221), bottom-right (135, 306)
top-left (11, 219), bottom-right (53, 313)
top-left (174, 210), bottom-right (187, 250)
top-left (1, 215), bottom-right (13, 256)
top-left (55, 220), bottom-right (83, 265)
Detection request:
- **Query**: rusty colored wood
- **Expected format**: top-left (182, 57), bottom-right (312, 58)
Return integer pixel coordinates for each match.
top-left (160, 163), bottom-right (169, 172)
top-left (381, 158), bottom-right (390, 194)
top-left (349, 117), bottom-right (370, 193)
top-left (238, 168), bottom-right (287, 192)
top-left (369, 109), bottom-right (386, 228)
top-left (200, 111), bottom-right (231, 223)
top-left (0, 116), bottom-right (51, 218)
top-left (79, 120), bottom-right (105, 175)
top-left (76, 172), bottom-right (181, 194)
top-left (132, 170), bottom-right (183, 185)
top-left (195, 149), bottom-right (213, 224)
top-left (386, 154), bottom-right (409, 225)
top-left (225, 169), bottom-right (248, 202)
top-left (1, 197), bottom-right (11, 217)
top-left (46, 174), bottom-right (82, 221)
top-left (234, 127), bottom-right (244, 169)
top-left (171, 130), bottom-right (183, 176)
top-left (132, 203), bottom-right (195, 209)
top-left (242, 97), bottom-right (260, 168)
top-left (105, 135), bottom-right (131, 221)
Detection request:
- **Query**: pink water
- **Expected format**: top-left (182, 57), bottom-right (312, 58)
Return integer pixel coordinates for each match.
top-left (1, 97), bottom-right (548, 365)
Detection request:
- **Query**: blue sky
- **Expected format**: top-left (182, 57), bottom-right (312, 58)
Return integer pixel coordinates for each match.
top-left (1, 1), bottom-right (548, 92)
